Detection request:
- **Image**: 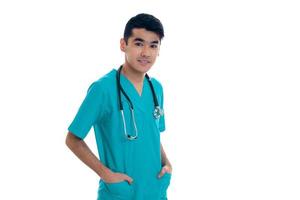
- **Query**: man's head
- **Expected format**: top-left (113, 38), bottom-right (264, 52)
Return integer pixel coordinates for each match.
top-left (120, 13), bottom-right (164, 74)
top-left (123, 13), bottom-right (164, 44)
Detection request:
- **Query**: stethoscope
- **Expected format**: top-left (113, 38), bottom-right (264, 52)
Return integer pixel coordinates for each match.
top-left (117, 65), bottom-right (164, 140)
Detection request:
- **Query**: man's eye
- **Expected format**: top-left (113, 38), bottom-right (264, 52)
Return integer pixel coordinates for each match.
top-left (135, 43), bottom-right (143, 47)
top-left (151, 45), bottom-right (158, 49)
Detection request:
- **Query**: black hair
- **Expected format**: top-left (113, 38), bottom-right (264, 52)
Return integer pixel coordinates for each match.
top-left (123, 13), bottom-right (164, 44)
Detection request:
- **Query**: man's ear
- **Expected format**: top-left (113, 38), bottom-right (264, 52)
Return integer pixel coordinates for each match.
top-left (120, 38), bottom-right (126, 52)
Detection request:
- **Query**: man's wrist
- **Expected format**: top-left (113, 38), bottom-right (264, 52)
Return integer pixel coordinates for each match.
top-left (97, 165), bottom-right (111, 178)
top-left (162, 161), bottom-right (172, 169)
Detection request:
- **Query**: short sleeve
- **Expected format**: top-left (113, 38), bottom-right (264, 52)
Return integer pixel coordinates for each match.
top-left (68, 81), bottom-right (105, 139)
top-left (159, 89), bottom-right (166, 132)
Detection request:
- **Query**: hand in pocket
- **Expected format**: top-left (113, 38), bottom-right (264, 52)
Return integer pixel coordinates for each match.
top-left (102, 170), bottom-right (133, 184)
top-left (157, 165), bottom-right (172, 178)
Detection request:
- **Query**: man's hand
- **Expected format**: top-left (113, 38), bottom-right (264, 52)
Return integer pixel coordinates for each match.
top-left (102, 169), bottom-right (134, 184)
top-left (66, 132), bottom-right (133, 184)
top-left (158, 164), bottom-right (172, 178)
top-left (159, 143), bottom-right (172, 178)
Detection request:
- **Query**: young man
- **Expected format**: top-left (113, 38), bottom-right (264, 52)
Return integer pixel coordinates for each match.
top-left (66, 13), bottom-right (172, 200)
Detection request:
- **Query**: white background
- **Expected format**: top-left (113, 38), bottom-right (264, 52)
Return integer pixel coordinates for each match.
top-left (0, 0), bottom-right (299, 199)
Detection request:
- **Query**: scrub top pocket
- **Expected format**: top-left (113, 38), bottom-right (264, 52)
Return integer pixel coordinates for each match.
top-left (159, 173), bottom-right (172, 199)
top-left (103, 180), bottom-right (134, 199)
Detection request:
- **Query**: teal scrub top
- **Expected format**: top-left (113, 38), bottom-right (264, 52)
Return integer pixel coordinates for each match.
top-left (68, 69), bottom-right (171, 200)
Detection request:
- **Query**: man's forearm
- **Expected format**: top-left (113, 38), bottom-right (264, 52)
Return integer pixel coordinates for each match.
top-left (65, 132), bottom-right (110, 178)
top-left (160, 143), bottom-right (172, 167)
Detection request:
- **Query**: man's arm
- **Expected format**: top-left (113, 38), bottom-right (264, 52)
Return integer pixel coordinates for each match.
top-left (65, 131), bottom-right (133, 184)
top-left (158, 142), bottom-right (172, 178)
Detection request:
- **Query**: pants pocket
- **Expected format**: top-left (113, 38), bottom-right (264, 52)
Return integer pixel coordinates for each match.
top-left (160, 173), bottom-right (172, 199)
top-left (104, 181), bottom-right (134, 199)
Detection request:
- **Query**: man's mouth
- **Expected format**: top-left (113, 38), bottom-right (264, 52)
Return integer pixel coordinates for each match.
top-left (138, 59), bottom-right (150, 64)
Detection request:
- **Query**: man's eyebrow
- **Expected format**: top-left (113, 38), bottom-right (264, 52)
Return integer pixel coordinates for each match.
top-left (150, 40), bottom-right (159, 44)
top-left (133, 38), bottom-right (159, 44)
top-left (133, 38), bottom-right (144, 42)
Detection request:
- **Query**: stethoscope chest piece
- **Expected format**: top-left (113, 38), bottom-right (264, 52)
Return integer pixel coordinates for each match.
top-left (153, 106), bottom-right (163, 119)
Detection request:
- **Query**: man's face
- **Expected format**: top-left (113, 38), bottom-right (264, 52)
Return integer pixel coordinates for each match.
top-left (120, 28), bottom-right (161, 74)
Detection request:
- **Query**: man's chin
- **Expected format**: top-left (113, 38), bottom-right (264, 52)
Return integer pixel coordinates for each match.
top-left (135, 64), bottom-right (152, 73)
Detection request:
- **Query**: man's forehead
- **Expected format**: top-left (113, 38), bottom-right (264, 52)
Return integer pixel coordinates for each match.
top-left (130, 29), bottom-right (160, 43)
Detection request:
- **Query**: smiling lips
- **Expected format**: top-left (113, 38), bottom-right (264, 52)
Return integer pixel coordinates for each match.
top-left (138, 59), bottom-right (151, 65)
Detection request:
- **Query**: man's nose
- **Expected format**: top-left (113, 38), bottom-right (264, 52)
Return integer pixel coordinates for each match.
top-left (141, 46), bottom-right (150, 57)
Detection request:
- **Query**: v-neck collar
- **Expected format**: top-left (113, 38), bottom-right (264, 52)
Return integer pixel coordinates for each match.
top-left (120, 71), bottom-right (146, 96)
top-left (114, 69), bottom-right (150, 112)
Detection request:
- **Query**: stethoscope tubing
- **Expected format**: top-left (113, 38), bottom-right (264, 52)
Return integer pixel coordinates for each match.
top-left (116, 65), bottom-right (161, 140)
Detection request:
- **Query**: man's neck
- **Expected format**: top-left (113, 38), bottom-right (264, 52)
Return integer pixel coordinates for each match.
top-left (121, 63), bottom-right (145, 96)
top-left (121, 64), bottom-right (145, 85)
